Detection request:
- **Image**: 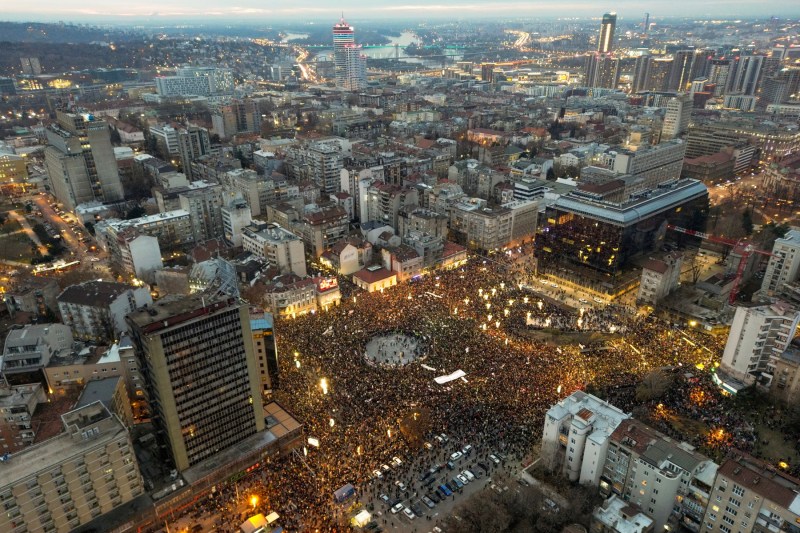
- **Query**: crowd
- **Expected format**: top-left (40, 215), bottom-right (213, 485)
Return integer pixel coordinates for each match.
top-left (169, 256), bottom-right (725, 531)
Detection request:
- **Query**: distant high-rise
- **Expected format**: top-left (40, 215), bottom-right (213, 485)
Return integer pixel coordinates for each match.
top-left (729, 55), bottom-right (766, 96)
top-left (598, 12), bottom-right (617, 53)
top-left (708, 59), bottom-right (733, 96)
top-left (333, 18), bottom-right (367, 91)
top-left (642, 13), bottom-right (650, 35)
top-left (44, 110), bottom-right (124, 210)
top-left (667, 50), bottom-right (697, 92)
top-left (585, 53), bottom-right (619, 89)
top-left (127, 294), bottom-right (266, 472)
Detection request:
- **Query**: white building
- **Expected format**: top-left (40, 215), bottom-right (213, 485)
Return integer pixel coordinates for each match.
top-left (119, 233), bottom-right (163, 283)
top-left (149, 124), bottom-right (180, 155)
top-left (592, 495), bottom-right (654, 533)
top-left (661, 93), bottom-right (692, 139)
top-left (760, 228), bottom-right (800, 297)
top-left (57, 281), bottom-right (153, 343)
top-left (221, 197), bottom-right (252, 247)
top-left (720, 301), bottom-right (800, 387)
top-left (541, 390), bottom-right (629, 485)
top-left (155, 66), bottom-right (234, 97)
top-left (242, 223), bottom-right (307, 277)
top-left (637, 253), bottom-right (683, 305)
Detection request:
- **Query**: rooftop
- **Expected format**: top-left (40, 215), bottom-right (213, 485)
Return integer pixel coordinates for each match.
top-left (718, 452), bottom-right (800, 508)
top-left (75, 376), bottom-right (121, 412)
top-left (0, 402), bottom-right (125, 486)
top-left (554, 178), bottom-right (708, 226)
top-left (58, 281), bottom-right (137, 307)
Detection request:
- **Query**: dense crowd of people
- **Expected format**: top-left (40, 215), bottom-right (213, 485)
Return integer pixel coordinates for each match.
top-left (169, 256), bottom-right (733, 531)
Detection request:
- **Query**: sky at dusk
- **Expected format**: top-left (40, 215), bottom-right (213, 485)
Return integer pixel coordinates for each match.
top-left (2, 0), bottom-right (798, 23)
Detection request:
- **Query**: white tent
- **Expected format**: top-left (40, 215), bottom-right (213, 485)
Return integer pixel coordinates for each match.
top-left (351, 509), bottom-right (372, 527)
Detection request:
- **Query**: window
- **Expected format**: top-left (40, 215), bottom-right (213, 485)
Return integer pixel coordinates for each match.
top-left (728, 498), bottom-right (740, 507)
top-left (719, 526), bottom-right (731, 533)
top-left (732, 485), bottom-right (745, 497)
top-left (725, 506), bottom-right (738, 516)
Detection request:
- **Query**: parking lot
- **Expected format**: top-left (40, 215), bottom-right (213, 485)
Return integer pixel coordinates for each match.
top-left (356, 434), bottom-right (516, 532)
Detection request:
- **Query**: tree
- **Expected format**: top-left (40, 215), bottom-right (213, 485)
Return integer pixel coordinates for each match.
top-left (125, 205), bottom-right (146, 220)
top-left (688, 252), bottom-right (703, 284)
top-left (546, 167), bottom-right (556, 181)
top-left (636, 369), bottom-right (674, 402)
top-left (110, 126), bottom-right (122, 146)
top-left (742, 209), bottom-right (754, 236)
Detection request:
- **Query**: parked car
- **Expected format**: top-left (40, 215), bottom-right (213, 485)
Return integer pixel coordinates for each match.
top-left (390, 503), bottom-right (403, 514)
top-left (489, 454), bottom-right (501, 465)
top-left (402, 507), bottom-right (415, 520)
top-left (379, 493), bottom-right (389, 504)
top-left (462, 470), bottom-right (476, 482)
top-left (450, 451), bottom-right (463, 461)
top-left (422, 496), bottom-right (436, 508)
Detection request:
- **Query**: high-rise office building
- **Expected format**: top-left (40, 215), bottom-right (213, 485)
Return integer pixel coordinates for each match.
top-left (44, 110), bottom-right (124, 210)
top-left (667, 50), bottom-right (697, 92)
top-left (707, 59), bottom-right (733, 96)
top-left (126, 294), bottom-right (266, 472)
top-left (729, 55), bottom-right (766, 96)
top-left (597, 12), bottom-right (617, 53)
top-left (178, 126), bottom-right (211, 180)
top-left (333, 18), bottom-right (366, 91)
top-left (585, 54), bottom-right (620, 89)
top-left (661, 93), bottom-right (693, 139)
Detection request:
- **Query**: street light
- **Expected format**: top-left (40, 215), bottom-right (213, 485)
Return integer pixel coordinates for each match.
top-left (250, 495), bottom-right (259, 509)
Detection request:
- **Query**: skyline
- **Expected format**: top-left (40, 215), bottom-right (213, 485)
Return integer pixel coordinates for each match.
top-left (2, 1), bottom-right (800, 24)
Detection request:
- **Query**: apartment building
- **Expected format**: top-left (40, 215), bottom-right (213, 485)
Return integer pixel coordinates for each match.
top-left (701, 453), bottom-right (800, 533)
top-left (542, 391), bottom-right (630, 485)
top-left (0, 383), bottom-right (47, 453)
top-left (449, 198), bottom-right (514, 253)
top-left (57, 281), bottom-right (153, 343)
top-left (719, 302), bottom-right (800, 389)
top-left (599, 418), bottom-right (716, 531)
top-left (637, 253), bottom-right (683, 305)
top-left (0, 401), bottom-right (144, 533)
top-left (1, 324), bottom-right (73, 376)
top-left (242, 223), bottom-right (307, 277)
top-left (760, 228), bottom-right (800, 298)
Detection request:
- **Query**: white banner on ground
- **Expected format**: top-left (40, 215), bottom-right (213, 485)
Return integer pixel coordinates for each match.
top-left (434, 369), bottom-right (466, 384)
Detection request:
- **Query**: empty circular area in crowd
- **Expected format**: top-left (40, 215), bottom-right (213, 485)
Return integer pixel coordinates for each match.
top-left (364, 332), bottom-right (425, 367)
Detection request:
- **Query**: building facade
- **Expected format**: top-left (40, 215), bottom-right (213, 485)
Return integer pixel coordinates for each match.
top-left (126, 295), bottom-right (265, 472)
top-left (0, 402), bottom-right (144, 533)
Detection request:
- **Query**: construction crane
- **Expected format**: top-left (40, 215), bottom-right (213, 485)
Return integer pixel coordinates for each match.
top-left (666, 224), bottom-right (773, 305)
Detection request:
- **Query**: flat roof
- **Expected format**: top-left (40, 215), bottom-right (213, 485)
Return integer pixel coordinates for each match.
top-left (554, 179), bottom-right (708, 226)
top-left (75, 376), bottom-right (121, 411)
top-left (0, 403), bottom-right (125, 486)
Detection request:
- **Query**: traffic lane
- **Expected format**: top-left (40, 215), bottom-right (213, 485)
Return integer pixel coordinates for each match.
top-left (32, 196), bottom-right (87, 257)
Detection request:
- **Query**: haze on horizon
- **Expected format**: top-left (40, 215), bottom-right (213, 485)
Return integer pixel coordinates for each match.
top-left (2, 0), bottom-right (799, 24)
